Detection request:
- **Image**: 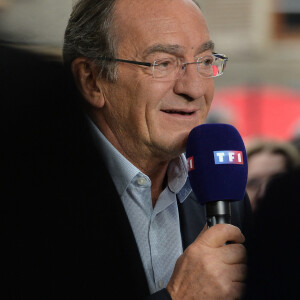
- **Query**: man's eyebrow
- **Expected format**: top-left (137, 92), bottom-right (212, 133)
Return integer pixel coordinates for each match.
top-left (143, 40), bottom-right (215, 57)
top-left (143, 44), bottom-right (185, 56)
top-left (196, 40), bottom-right (215, 54)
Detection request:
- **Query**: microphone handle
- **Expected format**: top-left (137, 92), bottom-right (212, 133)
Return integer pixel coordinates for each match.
top-left (206, 201), bottom-right (231, 227)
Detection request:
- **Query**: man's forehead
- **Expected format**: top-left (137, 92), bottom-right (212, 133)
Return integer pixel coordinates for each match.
top-left (114, 0), bottom-right (203, 26)
top-left (114, 0), bottom-right (209, 52)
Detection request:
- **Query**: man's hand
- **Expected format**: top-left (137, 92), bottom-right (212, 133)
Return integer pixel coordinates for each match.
top-left (167, 224), bottom-right (247, 300)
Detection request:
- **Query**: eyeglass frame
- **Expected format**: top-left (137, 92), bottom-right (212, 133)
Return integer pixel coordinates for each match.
top-left (98, 52), bottom-right (228, 79)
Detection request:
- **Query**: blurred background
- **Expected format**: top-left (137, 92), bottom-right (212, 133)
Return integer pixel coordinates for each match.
top-left (0, 0), bottom-right (72, 53)
top-left (199, 0), bottom-right (300, 145)
top-left (1, 0), bottom-right (300, 144)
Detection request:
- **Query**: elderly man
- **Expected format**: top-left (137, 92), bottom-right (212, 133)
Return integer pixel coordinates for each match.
top-left (2, 0), bottom-right (252, 299)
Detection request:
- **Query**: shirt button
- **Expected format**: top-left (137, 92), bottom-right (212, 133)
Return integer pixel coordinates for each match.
top-left (137, 177), bottom-right (147, 186)
top-left (158, 279), bottom-right (164, 289)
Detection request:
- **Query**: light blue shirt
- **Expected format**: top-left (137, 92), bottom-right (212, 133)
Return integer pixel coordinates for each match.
top-left (87, 117), bottom-right (192, 293)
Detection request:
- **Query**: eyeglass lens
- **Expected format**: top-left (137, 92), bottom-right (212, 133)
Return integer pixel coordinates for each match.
top-left (153, 55), bottom-right (226, 80)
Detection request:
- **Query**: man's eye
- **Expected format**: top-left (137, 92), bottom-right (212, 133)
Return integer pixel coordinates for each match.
top-left (202, 57), bottom-right (214, 66)
top-left (155, 58), bottom-right (175, 69)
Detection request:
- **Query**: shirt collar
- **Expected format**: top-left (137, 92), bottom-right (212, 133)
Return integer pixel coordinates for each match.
top-left (86, 116), bottom-right (191, 201)
top-left (167, 154), bottom-right (189, 194)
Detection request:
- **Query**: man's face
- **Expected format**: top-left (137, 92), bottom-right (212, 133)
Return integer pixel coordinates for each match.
top-left (97, 0), bottom-right (215, 162)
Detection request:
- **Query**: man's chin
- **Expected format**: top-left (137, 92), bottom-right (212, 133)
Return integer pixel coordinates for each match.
top-left (161, 138), bottom-right (188, 158)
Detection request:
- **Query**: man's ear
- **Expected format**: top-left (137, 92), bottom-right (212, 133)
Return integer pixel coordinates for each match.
top-left (71, 57), bottom-right (105, 108)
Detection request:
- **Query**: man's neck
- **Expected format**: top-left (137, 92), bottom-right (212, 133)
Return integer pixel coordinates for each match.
top-left (127, 155), bottom-right (169, 207)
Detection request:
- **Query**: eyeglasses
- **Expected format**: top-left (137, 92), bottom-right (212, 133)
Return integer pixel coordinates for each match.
top-left (99, 53), bottom-right (228, 81)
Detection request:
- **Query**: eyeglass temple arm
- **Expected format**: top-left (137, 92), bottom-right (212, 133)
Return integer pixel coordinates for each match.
top-left (99, 57), bottom-right (152, 67)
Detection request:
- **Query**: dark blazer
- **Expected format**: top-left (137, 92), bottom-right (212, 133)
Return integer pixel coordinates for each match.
top-left (1, 44), bottom-right (253, 300)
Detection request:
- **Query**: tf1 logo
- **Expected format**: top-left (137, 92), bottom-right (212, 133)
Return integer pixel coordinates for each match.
top-left (214, 150), bottom-right (244, 165)
top-left (187, 150), bottom-right (244, 172)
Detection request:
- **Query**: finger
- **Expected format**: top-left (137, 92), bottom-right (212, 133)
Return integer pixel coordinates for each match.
top-left (196, 224), bottom-right (245, 248)
top-left (220, 243), bottom-right (247, 264)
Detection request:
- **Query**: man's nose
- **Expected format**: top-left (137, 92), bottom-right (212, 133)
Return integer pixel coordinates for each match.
top-left (173, 63), bottom-right (209, 100)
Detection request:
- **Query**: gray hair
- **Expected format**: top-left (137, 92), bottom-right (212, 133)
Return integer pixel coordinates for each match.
top-left (63, 0), bottom-right (118, 81)
top-left (63, 0), bottom-right (201, 82)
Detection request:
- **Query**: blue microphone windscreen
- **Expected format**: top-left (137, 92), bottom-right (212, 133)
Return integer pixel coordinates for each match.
top-left (186, 124), bottom-right (248, 205)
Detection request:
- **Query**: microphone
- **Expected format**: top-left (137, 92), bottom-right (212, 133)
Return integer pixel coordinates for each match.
top-left (186, 124), bottom-right (248, 227)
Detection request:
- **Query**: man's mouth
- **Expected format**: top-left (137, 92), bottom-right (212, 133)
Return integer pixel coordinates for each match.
top-left (162, 110), bottom-right (194, 116)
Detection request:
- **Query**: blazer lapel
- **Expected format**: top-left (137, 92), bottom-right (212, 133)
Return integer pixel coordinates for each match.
top-left (178, 192), bottom-right (206, 250)
top-left (77, 126), bottom-right (150, 298)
